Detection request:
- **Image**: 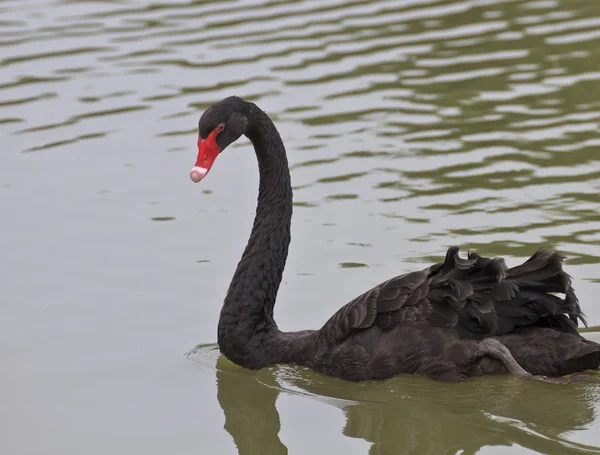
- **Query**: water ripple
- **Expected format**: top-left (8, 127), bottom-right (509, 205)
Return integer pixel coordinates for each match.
top-left (0, 0), bottom-right (598, 325)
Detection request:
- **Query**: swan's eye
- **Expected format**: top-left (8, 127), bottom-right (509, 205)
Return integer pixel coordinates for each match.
top-left (216, 123), bottom-right (225, 132)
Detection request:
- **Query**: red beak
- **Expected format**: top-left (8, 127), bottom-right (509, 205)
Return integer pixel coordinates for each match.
top-left (190, 128), bottom-right (221, 183)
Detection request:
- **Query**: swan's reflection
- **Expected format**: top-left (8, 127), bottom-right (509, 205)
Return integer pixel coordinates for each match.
top-left (216, 356), bottom-right (287, 455)
top-left (207, 349), bottom-right (600, 455)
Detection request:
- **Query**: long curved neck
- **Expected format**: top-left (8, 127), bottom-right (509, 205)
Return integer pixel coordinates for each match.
top-left (217, 106), bottom-right (292, 368)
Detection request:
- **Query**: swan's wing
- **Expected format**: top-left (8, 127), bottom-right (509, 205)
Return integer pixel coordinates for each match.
top-left (317, 267), bottom-right (434, 345)
top-left (317, 246), bottom-right (483, 344)
top-left (318, 247), bottom-right (585, 345)
top-left (450, 247), bottom-right (585, 338)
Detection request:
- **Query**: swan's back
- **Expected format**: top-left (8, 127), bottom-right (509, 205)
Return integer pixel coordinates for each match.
top-left (306, 247), bottom-right (600, 381)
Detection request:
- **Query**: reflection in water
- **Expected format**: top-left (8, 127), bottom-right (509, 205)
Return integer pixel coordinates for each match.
top-left (150, 216), bottom-right (176, 221)
top-left (216, 356), bottom-right (288, 455)
top-left (201, 347), bottom-right (600, 455)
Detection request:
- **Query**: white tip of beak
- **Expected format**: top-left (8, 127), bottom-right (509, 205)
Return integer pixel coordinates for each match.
top-left (190, 166), bottom-right (208, 183)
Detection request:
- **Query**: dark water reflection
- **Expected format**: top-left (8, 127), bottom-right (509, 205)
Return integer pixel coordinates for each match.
top-left (1, 0), bottom-right (600, 454)
top-left (190, 345), bottom-right (600, 455)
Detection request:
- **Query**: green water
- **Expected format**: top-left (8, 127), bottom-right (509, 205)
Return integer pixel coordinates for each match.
top-left (1, 0), bottom-right (599, 454)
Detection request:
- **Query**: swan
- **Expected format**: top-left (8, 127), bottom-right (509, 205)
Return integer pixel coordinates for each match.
top-left (190, 96), bottom-right (600, 382)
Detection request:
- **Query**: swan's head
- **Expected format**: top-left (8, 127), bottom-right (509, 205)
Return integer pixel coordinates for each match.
top-left (190, 97), bottom-right (248, 183)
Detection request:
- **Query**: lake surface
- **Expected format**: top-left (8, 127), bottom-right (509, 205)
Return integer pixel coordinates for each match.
top-left (1, 0), bottom-right (599, 454)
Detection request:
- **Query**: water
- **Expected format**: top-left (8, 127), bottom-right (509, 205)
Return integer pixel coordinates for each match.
top-left (1, 0), bottom-right (599, 453)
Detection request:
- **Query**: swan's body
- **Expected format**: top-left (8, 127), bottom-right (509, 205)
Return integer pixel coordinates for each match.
top-left (191, 96), bottom-right (600, 382)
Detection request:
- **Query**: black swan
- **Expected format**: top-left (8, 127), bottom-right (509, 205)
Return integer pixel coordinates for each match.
top-left (190, 96), bottom-right (600, 382)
